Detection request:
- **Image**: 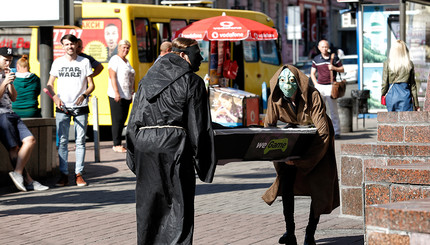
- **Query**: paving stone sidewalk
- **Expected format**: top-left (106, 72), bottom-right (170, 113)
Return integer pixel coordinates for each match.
top-left (0, 118), bottom-right (376, 244)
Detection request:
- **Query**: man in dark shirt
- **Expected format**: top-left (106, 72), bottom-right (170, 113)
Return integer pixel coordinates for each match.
top-left (310, 40), bottom-right (344, 139)
top-left (77, 39), bottom-right (104, 77)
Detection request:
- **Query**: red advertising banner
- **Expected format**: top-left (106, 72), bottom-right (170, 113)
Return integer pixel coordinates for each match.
top-left (54, 18), bottom-right (122, 62)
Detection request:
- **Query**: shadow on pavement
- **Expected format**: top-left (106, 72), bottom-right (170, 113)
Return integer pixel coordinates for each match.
top-left (196, 182), bottom-right (272, 195)
top-left (317, 235), bottom-right (364, 244)
top-left (0, 187), bottom-right (135, 216)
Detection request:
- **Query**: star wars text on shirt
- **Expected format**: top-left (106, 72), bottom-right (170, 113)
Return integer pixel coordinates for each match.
top-left (58, 67), bottom-right (82, 77)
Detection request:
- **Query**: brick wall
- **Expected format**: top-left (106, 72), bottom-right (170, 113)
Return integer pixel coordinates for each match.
top-left (340, 111), bottom-right (430, 217)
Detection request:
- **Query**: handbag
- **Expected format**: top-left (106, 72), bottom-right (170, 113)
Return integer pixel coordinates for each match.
top-left (330, 53), bottom-right (346, 99)
top-left (223, 59), bottom-right (238, 79)
top-left (223, 43), bottom-right (238, 80)
top-left (381, 83), bottom-right (393, 105)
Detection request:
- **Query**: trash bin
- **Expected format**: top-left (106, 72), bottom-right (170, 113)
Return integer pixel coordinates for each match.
top-left (351, 90), bottom-right (370, 114)
top-left (338, 97), bottom-right (353, 133)
top-left (351, 90), bottom-right (370, 128)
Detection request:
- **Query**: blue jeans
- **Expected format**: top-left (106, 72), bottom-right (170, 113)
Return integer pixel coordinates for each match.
top-left (56, 112), bottom-right (88, 175)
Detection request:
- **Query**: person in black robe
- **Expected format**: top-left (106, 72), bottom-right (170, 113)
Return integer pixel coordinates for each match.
top-left (126, 37), bottom-right (217, 245)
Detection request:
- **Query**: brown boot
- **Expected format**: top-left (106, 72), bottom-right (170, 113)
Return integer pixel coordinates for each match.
top-left (75, 173), bottom-right (87, 187)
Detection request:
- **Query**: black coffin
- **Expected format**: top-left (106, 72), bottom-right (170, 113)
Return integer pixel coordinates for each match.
top-left (214, 127), bottom-right (317, 164)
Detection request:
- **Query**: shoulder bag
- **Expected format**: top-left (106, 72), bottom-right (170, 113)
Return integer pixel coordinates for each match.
top-left (330, 53), bottom-right (346, 99)
top-left (381, 83), bottom-right (393, 105)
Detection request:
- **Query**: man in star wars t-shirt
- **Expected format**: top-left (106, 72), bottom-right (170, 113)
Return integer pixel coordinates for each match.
top-left (46, 34), bottom-right (95, 188)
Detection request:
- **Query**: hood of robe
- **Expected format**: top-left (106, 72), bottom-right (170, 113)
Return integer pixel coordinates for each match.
top-left (269, 64), bottom-right (312, 113)
top-left (140, 53), bottom-right (192, 101)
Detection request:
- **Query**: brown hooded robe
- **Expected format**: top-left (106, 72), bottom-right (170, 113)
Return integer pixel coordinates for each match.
top-left (262, 65), bottom-right (340, 217)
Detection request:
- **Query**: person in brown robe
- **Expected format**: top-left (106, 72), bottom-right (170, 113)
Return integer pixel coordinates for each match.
top-left (262, 65), bottom-right (340, 245)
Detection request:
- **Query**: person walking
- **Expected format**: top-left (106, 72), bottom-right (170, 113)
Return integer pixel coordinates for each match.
top-left (310, 39), bottom-right (344, 139)
top-left (11, 55), bottom-right (41, 118)
top-left (108, 40), bottom-right (135, 153)
top-left (0, 47), bottom-right (48, 192)
top-left (263, 65), bottom-right (340, 245)
top-left (126, 37), bottom-right (216, 245)
top-left (46, 34), bottom-right (95, 187)
top-left (381, 39), bottom-right (420, 111)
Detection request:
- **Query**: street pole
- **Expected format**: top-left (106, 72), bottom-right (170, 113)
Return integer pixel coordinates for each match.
top-left (400, 0), bottom-right (406, 42)
top-left (39, 26), bottom-right (53, 118)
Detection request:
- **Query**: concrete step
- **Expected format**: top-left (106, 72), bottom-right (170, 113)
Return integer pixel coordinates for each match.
top-left (366, 197), bottom-right (430, 245)
top-left (365, 163), bottom-right (430, 206)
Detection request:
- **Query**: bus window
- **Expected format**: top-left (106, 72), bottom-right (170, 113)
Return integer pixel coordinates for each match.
top-left (135, 18), bottom-right (153, 62)
top-left (198, 40), bottom-right (209, 62)
top-left (243, 41), bottom-right (258, 62)
top-left (259, 40), bottom-right (280, 65)
top-left (170, 19), bottom-right (187, 39)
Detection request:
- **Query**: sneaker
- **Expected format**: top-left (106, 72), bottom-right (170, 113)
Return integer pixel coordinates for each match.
top-left (112, 145), bottom-right (127, 153)
top-left (76, 173), bottom-right (87, 187)
top-left (9, 171), bottom-right (27, 192)
top-left (26, 181), bottom-right (49, 191)
top-left (56, 173), bottom-right (69, 187)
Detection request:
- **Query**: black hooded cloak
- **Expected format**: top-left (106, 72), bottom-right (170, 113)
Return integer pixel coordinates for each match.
top-left (126, 53), bottom-right (216, 245)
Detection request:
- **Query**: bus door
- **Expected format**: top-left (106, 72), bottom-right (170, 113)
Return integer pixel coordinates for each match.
top-left (151, 22), bottom-right (171, 56)
top-left (135, 18), bottom-right (154, 64)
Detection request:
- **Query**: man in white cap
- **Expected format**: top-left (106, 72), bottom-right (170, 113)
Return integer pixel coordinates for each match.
top-left (0, 47), bottom-right (49, 192)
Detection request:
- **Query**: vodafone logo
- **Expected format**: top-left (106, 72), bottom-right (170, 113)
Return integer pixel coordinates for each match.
top-left (220, 21), bottom-right (234, 28)
top-left (211, 32), bottom-right (219, 38)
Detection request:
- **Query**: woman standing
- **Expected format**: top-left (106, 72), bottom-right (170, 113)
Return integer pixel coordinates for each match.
top-left (108, 40), bottom-right (135, 153)
top-left (382, 40), bottom-right (420, 111)
top-left (11, 55), bottom-right (41, 118)
top-left (126, 37), bottom-right (216, 245)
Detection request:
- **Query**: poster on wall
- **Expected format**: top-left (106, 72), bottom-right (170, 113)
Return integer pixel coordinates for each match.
top-left (361, 5), bottom-right (398, 112)
top-left (53, 18), bottom-right (122, 63)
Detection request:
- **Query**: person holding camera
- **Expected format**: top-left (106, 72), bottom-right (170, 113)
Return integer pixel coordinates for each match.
top-left (0, 47), bottom-right (48, 192)
top-left (46, 34), bottom-right (95, 187)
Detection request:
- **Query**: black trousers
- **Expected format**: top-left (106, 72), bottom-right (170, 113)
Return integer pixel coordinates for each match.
top-left (281, 164), bottom-right (320, 234)
top-left (109, 97), bottom-right (131, 146)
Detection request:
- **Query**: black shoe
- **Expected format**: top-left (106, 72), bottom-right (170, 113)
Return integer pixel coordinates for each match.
top-left (278, 232), bottom-right (297, 244)
top-left (56, 173), bottom-right (69, 187)
top-left (303, 234), bottom-right (316, 245)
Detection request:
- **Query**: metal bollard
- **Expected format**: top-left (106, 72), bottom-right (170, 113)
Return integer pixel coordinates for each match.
top-left (92, 96), bottom-right (100, 162)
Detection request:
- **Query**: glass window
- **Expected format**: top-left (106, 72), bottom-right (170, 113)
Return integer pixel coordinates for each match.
top-left (135, 18), bottom-right (153, 62)
top-left (406, 2), bottom-right (430, 98)
top-left (171, 19), bottom-right (187, 39)
top-left (259, 40), bottom-right (280, 65)
top-left (243, 41), bottom-right (258, 62)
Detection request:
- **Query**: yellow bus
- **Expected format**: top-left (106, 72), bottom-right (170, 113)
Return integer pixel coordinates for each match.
top-left (29, 2), bottom-right (281, 127)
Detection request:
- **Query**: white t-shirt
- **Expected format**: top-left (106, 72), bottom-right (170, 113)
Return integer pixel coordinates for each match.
top-left (108, 55), bottom-right (135, 100)
top-left (50, 56), bottom-right (93, 107)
